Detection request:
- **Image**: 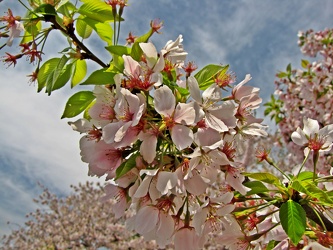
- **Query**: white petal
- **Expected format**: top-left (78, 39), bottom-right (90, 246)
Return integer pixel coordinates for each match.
top-left (154, 85), bottom-right (175, 117)
top-left (135, 206), bottom-right (159, 234)
top-left (193, 208), bottom-right (208, 235)
top-left (156, 171), bottom-right (177, 195)
top-left (123, 55), bottom-right (140, 77)
top-left (102, 122), bottom-right (123, 144)
top-left (140, 42), bottom-right (158, 68)
top-left (174, 102), bottom-right (196, 125)
top-left (185, 171), bottom-right (208, 195)
top-left (291, 127), bottom-right (308, 146)
top-left (133, 176), bottom-right (152, 198)
top-left (303, 117), bottom-right (319, 135)
top-left (171, 124), bottom-right (193, 150)
top-left (140, 133), bottom-right (157, 163)
top-left (156, 212), bottom-right (175, 247)
top-left (187, 76), bottom-right (202, 103)
top-left (202, 83), bottom-right (221, 102)
top-left (205, 112), bottom-right (228, 132)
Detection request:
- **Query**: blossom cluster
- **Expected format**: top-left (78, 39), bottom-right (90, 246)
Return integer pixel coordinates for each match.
top-left (273, 28), bottom-right (333, 173)
top-left (0, 182), bottom-right (160, 250)
top-left (2, 1), bottom-right (333, 248)
top-left (69, 35), bottom-right (267, 248)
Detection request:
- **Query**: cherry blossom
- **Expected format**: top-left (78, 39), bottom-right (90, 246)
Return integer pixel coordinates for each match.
top-left (291, 117), bottom-right (333, 156)
top-left (154, 84), bottom-right (196, 150)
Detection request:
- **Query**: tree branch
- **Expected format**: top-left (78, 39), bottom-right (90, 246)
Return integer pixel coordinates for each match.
top-left (45, 15), bottom-right (108, 68)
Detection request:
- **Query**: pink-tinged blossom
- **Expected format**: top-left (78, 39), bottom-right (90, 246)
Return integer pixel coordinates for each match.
top-left (231, 74), bottom-right (259, 102)
top-left (302, 242), bottom-right (331, 250)
top-left (154, 85), bottom-right (196, 150)
top-left (138, 127), bottom-right (159, 163)
top-left (133, 169), bottom-right (161, 202)
top-left (217, 215), bottom-right (251, 250)
top-left (102, 87), bottom-right (145, 147)
top-left (139, 42), bottom-right (165, 72)
top-left (1, 9), bottom-right (25, 46)
top-left (7, 21), bottom-right (24, 46)
top-left (193, 192), bottom-right (235, 236)
top-left (88, 85), bottom-right (118, 127)
top-left (101, 184), bottom-right (129, 219)
top-left (188, 75), bottom-right (236, 131)
top-left (79, 137), bottom-right (122, 180)
top-left (68, 118), bottom-right (102, 141)
top-left (291, 117), bottom-right (333, 156)
top-left (156, 171), bottom-right (178, 195)
top-left (161, 35), bottom-right (188, 65)
top-left (224, 164), bottom-right (250, 195)
top-left (133, 205), bottom-right (175, 248)
top-left (174, 227), bottom-right (201, 250)
top-left (122, 42), bottom-right (164, 90)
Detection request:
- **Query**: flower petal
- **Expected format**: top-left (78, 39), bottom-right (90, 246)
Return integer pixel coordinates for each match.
top-left (171, 124), bottom-right (194, 150)
top-left (154, 85), bottom-right (175, 117)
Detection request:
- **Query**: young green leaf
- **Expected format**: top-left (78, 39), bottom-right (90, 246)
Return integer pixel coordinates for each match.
top-left (80, 68), bottom-right (117, 85)
top-left (194, 64), bottom-right (228, 90)
top-left (279, 200), bottom-right (306, 245)
top-left (71, 59), bottom-right (87, 87)
top-left (62, 91), bottom-right (95, 119)
top-left (34, 3), bottom-right (57, 16)
top-left (243, 181), bottom-right (269, 195)
top-left (45, 55), bottom-right (71, 95)
top-left (82, 17), bottom-right (113, 45)
top-left (301, 59), bottom-right (310, 69)
top-left (47, 63), bottom-right (73, 94)
top-left (105, 45), bottom-right (131, 56)
top-left (115, 152), bottom-right (139, 180)
top-left (78, 1), bottom-right (115, 22)
top-left (276, 71), bottom-right (288, 78)
top-left (76, 16), bottom-right (93, 39)
top-left (21, 21), bottom-right (42, 44)
top-left (37, 57), bottom-right (61, 92)
top-left (243, 172), bottom-right (282, 187)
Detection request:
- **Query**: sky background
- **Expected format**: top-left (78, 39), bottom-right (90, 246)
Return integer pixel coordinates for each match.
top-left (1, 0), bottom-right (333, 238)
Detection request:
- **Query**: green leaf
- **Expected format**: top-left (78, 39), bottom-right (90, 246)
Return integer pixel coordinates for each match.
top-left (105, 45), bottom-right (131, 56)
top-left (194, 64), bottom-right (228, 90)
top-left (279, 200), bottom-right (306, 245)
top-left (243, 181), bottom-right (269, 195)
top-left (295, 171), bottom-right (314, 181)
top-left (266, 240), bottom-right (277, 250)
top-left (71, 59), bottom-right (87, 87)
top-left (115, 152), bottom-right (139, 180)
top-left (292, 180), bottom-right (333, 206)
top-left (34, 4), bottom-right (57, 16)
top-left (78, 1), bottom-right (115, 22)
top-left (286, 63), bottom-right (292, 73)
top-left (276, 71), bottom-right (288, 78)
top-left (21, 20), bottom-right (42, 44)
top-left (45, 55), bottom-right (71, 95)
top-left (80, 68), bottom-right (117, 85)
top-left (82, 17), bottom-right (113, 45)
top-left (57, 1), bottom-right (77, 17)
top-left (83, 100), bottom-right (95, 120)
top-left (130, 42), bottom-right (144, 62)
top-left (243, 172), bottom-right (282, 187)
top-left (61, 91), bottom-right (95, 118)
top-left (76, 16), bottom-right (93, 39)
top-left (47, 63), bottom-right (73, 94)
top-left (301, 59), bottom-right (310, 69)
top-left (37, 57), bottom-right (61, 92)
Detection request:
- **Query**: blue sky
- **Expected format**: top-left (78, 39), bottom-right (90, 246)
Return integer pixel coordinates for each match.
top-left (0, 0), bottom-right (333, 237)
